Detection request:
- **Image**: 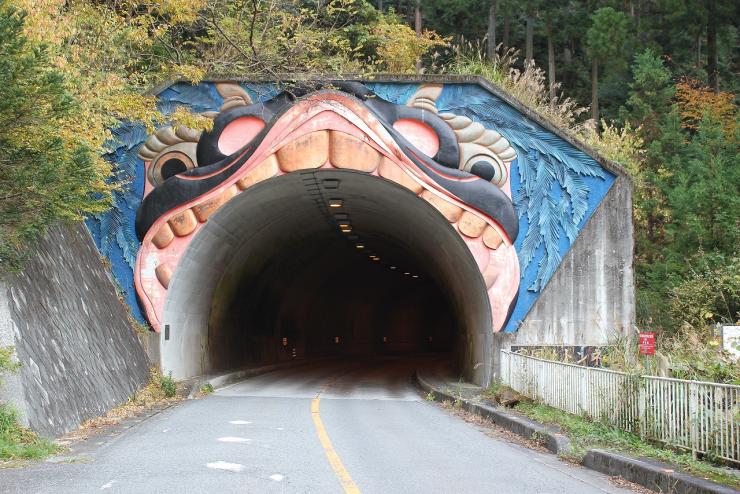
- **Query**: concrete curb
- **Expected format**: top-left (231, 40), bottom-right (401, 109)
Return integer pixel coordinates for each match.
top-left (187, 360), bottom-right (314, 398)
top-left (415, 371), bottom-right (571, 455)
top-left (415, 371), bottom-right (739, 494)
top-left (583, 450), bottom-right (740, 494)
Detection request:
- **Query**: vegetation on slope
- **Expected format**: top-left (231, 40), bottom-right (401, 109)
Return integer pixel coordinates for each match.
top-left (0, 346), bottom-right (59, 460)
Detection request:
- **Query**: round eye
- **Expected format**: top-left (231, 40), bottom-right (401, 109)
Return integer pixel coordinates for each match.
top-left (148, 150), bottom-right (196, 186)
top-left (160, 157), bottom-right (189, 179)
top-left (463, 154), bottom-right (507, 186)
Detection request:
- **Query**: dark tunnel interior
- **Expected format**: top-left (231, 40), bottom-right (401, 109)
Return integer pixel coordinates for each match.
top-left (207, 234), bottom-right (458, 370)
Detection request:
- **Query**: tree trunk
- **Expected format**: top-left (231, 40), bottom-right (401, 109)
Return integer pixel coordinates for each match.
top-left (525, 14), bottom-right (534, 63)
top-left (486, 0), bottom-right (498, 60)
top-left (696, 32), bottom-right (702, 67)
top-left (591, 58), bottom-right (599, 124)
top-left (415, 0), bottom-right (422, 74)
top-left (547, 16), bottom-right (556, 103)
top-left (564, 46), bottom-right (572, 65)
top-left (379, 0), bottom-right (383, 11)
top-left (707, 0), bottom-right (718, 91)
top-left (503, 12), bottom-right (510, 49)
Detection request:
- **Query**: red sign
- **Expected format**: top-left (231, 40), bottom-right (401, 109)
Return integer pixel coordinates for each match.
top-left (639, 332), bottom-right (656, 355)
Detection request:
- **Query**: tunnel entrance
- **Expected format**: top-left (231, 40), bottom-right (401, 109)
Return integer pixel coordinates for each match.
top-left (160, 170), bottom-right (494, 385)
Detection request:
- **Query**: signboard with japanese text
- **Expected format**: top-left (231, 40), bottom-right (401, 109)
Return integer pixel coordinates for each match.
top-left (639, 332), bottom-right (655, 356)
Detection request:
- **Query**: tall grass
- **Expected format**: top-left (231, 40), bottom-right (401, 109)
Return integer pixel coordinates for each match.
top-left (0, 404), bottom-right (59, 460)
top-left (443, 42), bottom-right (642, 172)
top-left (0, 346), bottom-right (58, 460)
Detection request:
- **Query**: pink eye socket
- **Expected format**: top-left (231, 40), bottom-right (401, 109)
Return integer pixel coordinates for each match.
top-left (392, 118), bottom-right (440, 157)
top-left (218, 116), bottom-right (265, 155)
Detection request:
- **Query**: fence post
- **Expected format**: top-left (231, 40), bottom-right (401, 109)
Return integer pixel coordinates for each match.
top-left (689, 382), bottom-right (699, 459)
top-left (638, 379), bottom-right (646, 439)
top-left (507, 351), bottom-right (512, 387)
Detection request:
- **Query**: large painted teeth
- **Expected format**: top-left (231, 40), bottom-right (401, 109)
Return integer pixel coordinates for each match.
top-left (192, 186), bottom-right (237, 222)
top-left (420, 190), bottom-right (463, 223)
top-left (237, 155), bottom-right (279, 190)
top-left (276, 130), bottom-right (330, 172)
top-left (458, 211), bottom-right (487, 238)
top-left (275, 130), bottom-right (388, 173)
top-left (482, 226), bottom-right (504, 249)
top-left (151, 223), bottom-right (175, 249)
top-left (330, 132), bottom-right (381, 172)
top-left (155, 264), bottom-right (173, 289)
top-left (378, 157), bottom-right (423, 194)
top-left (168, 209), bottom-right (198, 237)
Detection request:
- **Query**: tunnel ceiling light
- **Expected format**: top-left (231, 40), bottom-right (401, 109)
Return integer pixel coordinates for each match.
top-left (328, 199), bottom-right (343, 208)
top-left (390, 266), bottom-right (397, 270)
top-left (356, 244), bottom-right (365, 249)
top-left (372, 257), bottom-right (380, 261)
top-left (404, 272), bottom-right (410, 275)
top-left (338, 222), bottom-right (351, 228)
top-left (412, 275), bottom-right (419, 278)
top-left (341, 227), bottom-right (352, 233)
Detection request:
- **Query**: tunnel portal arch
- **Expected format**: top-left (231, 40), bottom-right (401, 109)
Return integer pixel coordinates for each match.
top-left (161, 170), bottom-right (494, 384)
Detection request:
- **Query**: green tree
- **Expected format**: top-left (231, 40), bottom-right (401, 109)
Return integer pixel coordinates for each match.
top-left (585, 6), bottom-right (630, 123)
top-left (620, 50), bottom-right (675, 265)
top-left (666, 113), bottom-right (739, 257)
top-left (621, 50), bottom-right (675, 140)
top-left (0, 2), bottom-right (110, 270)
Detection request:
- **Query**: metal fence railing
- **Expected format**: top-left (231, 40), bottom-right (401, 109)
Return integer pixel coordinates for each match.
top-left (499, 350), bottom-right (740, 465)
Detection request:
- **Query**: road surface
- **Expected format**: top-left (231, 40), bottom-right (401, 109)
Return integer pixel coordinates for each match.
top-left (0, 358), bottom-right (638, 493)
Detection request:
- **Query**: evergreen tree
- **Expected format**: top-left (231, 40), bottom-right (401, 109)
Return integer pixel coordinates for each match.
top-left (585, 7), bottom-right (630, 123)
top-left (0, 1), bottom-right (109, 270)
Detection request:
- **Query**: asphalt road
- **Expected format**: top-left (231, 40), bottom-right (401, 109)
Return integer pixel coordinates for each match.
top-left (0, 358), bottom-right (638, 494)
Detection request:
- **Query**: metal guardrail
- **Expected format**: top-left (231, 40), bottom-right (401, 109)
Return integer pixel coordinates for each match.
top-left (500, 350), bottom-right (740, 464)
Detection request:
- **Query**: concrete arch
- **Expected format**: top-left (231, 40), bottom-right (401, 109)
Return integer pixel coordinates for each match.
top-left (160, 169), bottom-right (493, 384)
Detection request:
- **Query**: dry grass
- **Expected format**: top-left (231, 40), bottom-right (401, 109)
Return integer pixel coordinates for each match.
top-left (60, 368), bottom-right (185, 443)
top-left (443, 42), bottom-right (642, 172)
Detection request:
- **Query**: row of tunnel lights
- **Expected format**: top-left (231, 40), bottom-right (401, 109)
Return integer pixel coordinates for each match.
top-left (328, 198), bottom-right (420, 279)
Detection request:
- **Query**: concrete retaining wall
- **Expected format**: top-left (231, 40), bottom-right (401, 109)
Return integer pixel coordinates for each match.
top-left (0, 223), bottom-right (150, 437)
top-left (505, 175), bottom-right (635, 348)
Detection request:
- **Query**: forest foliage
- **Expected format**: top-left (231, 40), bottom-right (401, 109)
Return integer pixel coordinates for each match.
top-left (0, 0), bottom-right (737, 341)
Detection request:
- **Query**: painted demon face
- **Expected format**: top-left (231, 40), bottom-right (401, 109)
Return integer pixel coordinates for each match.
top-left (135, 82), bottom-right (520, 333)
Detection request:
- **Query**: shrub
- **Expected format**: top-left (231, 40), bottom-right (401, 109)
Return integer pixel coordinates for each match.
top-left (667, 253), bottom-right (739, 330)
top-left (159, 373), bottom-right (177, 398)
top-left (0, 412), bottom-right (59, 459)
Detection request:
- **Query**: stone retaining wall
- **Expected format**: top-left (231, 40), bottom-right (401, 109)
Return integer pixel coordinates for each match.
top-left (0, 223), bottom-right (149, 437)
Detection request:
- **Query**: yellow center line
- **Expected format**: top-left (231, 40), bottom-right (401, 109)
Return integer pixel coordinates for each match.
top-left (311, 381), bottom-right (362, 494)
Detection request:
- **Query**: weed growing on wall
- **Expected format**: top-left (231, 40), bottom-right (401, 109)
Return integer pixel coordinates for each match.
top-left (0, 346), bottom-right (59, 460)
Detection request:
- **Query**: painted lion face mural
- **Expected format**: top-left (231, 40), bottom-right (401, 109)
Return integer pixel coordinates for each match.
top-left (134, 82), bottom-right (521, 333)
